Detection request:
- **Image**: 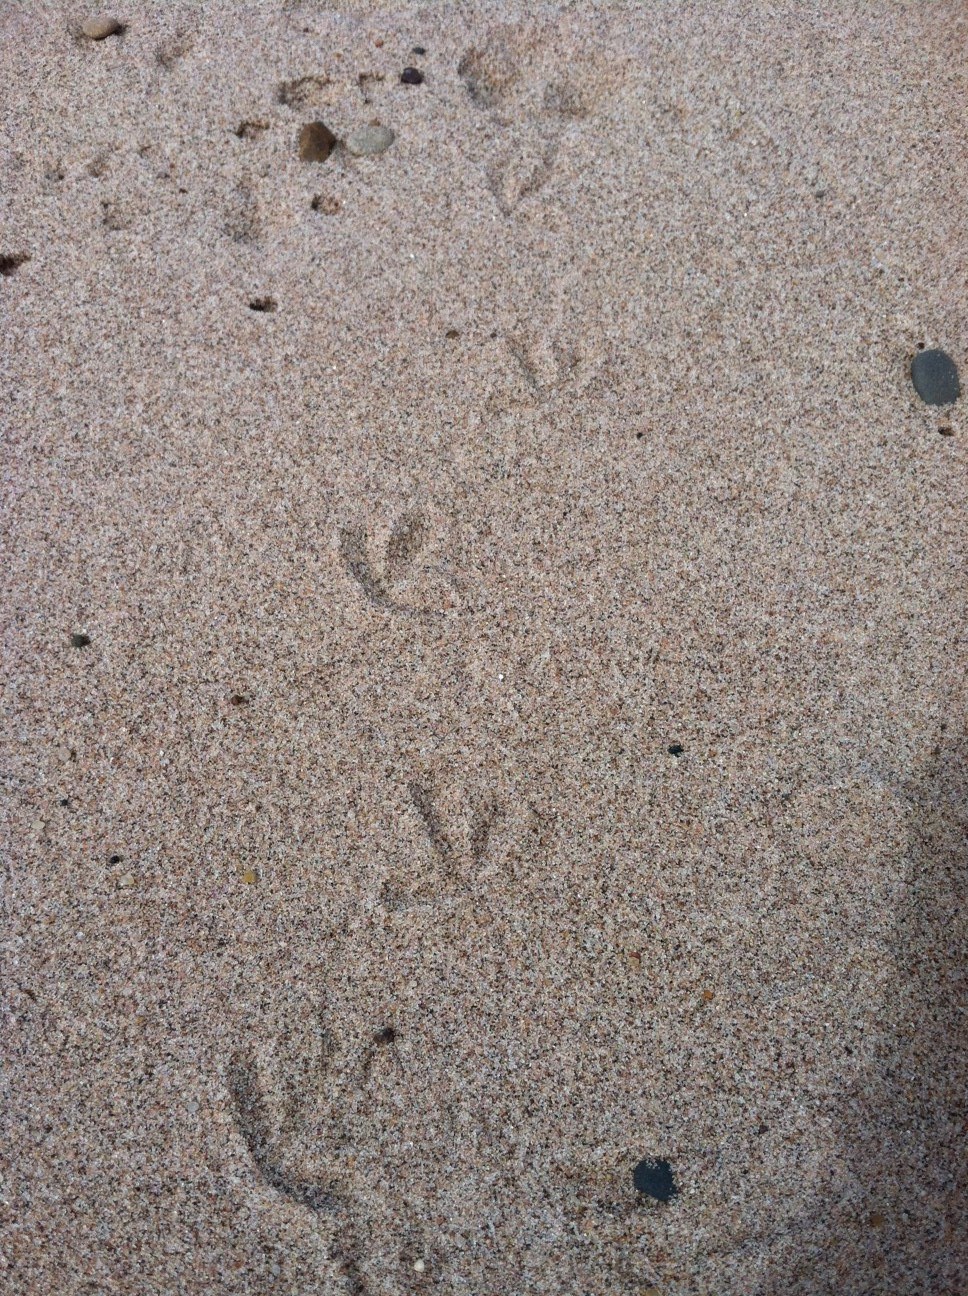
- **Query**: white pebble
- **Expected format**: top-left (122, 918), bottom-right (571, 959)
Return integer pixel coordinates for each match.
top-left (345, 125), bottom-right (396, 157)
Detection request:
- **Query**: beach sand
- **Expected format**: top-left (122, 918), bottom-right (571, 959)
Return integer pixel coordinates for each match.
top-left (2, 3), bottom-right (966, 1292)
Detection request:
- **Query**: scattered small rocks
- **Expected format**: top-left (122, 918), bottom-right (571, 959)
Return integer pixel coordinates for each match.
top-left (345, 124), bottom-right (395, 156)
top-left (400, 67), bottom-right (424, 85)
top-left (82, 16), bottom-right (123, 40)
top-left (633, 1158), bottom-right (678, 1203)
top-left (911, 348), bottom-right (961, 406)
top-left (70, 632), bottom-right (91, 648)
top-left (298, 121), bottom-right (337, 163)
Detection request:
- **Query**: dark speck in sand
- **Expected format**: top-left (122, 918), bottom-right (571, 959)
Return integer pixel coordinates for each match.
top-left (374, 1026), bottom-right (397, 1044)
top-left (71, 632), bottom-right (91, 648)
top-left (230, 693), bottom-right (248, 705)
top-left (668, 743), bottom-right (684, 756)
top-left (412, 46), bottom-right (427, 56)
top-left (633, 1158), bottom-right (678, 1202)
top-left (59, 798), bottom-right (70, 807)
top-left (249, 297), bottom-right (276, 313)
top-left (109, 854), bottom-right (123, 864)
top-left (0, 252), bottom-right (30, 276)
top-left (400, 67), bottom-right (424, 85)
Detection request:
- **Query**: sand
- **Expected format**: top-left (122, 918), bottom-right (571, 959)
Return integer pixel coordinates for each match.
top-left (1, 3), bottom-right (966, 1293)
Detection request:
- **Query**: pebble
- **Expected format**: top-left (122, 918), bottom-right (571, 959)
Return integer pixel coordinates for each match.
top-left (632, 1158), bottom-right (678, 1202)
top-left (345, 124), bottom-right (395, 157)
top-left (400, 67), bottom-right (424, 85)
top-left (70, 632), bottom-right (91, 648)
top-left (82, 16), bottom-right (123, 40)
top-left (911, 348), bottom-right (961, 406)
top-left (298, 121), bottom-right (337, 163)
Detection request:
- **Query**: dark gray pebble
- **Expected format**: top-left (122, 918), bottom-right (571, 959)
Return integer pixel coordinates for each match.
top-left (911, 348), bottom-right (960, 406)
top-left (400, 67), bottom-right (424, 85)
top-left (70, 632), bottom-right (91, 648)
top-left (633, 1158), bottom-right (678, 1202)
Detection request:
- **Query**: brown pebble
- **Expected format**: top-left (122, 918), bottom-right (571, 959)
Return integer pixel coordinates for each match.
top-left (298, 121), bottom-right (337, 163)
top-left (82, 16), bottom-right (123, 40)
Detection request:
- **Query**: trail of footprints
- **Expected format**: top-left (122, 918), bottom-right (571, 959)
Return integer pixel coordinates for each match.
top-left (228, 777), bottom-right (534, 1290)
top-left (225, 20), bottom-right (624, 1285)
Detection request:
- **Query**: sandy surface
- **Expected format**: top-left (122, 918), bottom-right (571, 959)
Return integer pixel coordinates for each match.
top-left (2, 3), bottom-right (966, 1293)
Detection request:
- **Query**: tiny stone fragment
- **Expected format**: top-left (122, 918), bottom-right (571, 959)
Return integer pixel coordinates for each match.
top-left (911, 348), bottom-right (961, 406)
top-left (71, 632), bottom-right (91, 648)
top-left (345, 124), bottom-right (395, 156)
top-left (298, 121), bottom-right (337, 163)
top-left (242, 868), bottom-right (257, 885)
top-left (400, 67), bottom-right (424, 85)
top-left (633, 1157), bottom-right (678, 1202)
top-left (668, 743), bottom-right (684, 756)
top-left (82, 16), bottom-right (123, 40)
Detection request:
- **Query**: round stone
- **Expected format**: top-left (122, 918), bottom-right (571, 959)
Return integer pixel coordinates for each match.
top-left (632, 1157), bottom-right (678, 1202)
top-left (400, 67), bottom-right (424, 85)
top-left (345, 124), bottom-right (396, 157)
top-left (82, 16), bottom-right (123, 39)
top-left (298, 121), bottom-right (337, 163)
top-left (911, 348), bottom-right (961, 406)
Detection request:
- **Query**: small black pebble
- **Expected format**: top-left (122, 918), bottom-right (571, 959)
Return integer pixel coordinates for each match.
top-left (633, 1158), bottom-right (678, 1202)
top-left (249, 297), bottom-right (276, 313)
top-left (59, 798), bottom-right (70, 807)
top-left (109, 854), bottom-right (122, 864)
top-left (668, 743), bottom-right (684, 756)
top-left (911, 348), bottom-right (961, 406)
top-left (400, 67), bottom-right (424, 85)
top-left (374, 1026), bottom-right (397, 1044)
top-left (70, 632), bottom-right (91, 648)
top-left (411, 45), bottom-right (426, 55)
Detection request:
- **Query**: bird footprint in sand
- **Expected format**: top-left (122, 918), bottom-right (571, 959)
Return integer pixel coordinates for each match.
top-left (458, 22), bottom-right (623, 214)
top-left (337, 509), bottom-right (459, 613)
top-left (380, 774), bottom-right (537, 911)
